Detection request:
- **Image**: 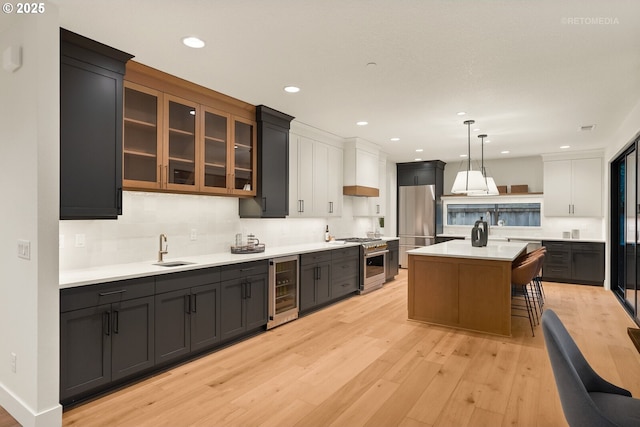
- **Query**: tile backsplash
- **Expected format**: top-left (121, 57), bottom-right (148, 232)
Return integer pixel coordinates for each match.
top-left (59, 191), bottom-right (376, 270)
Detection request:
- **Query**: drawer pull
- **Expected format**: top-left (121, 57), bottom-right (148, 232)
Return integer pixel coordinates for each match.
top-left (99, 289), bottom-right (127, 297)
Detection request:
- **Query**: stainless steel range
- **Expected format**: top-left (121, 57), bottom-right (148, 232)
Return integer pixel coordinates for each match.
top-left (339, 238), bottom-right (388, 294)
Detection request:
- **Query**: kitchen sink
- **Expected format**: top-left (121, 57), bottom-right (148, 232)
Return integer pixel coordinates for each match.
top-left (153, 261), bottom-right (195, 267)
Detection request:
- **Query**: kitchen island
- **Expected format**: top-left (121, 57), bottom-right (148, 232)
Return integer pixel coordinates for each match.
top-left (407, 240), bottom-right (527, 336)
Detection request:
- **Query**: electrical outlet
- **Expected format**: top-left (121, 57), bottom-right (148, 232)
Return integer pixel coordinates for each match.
top-left (190, 229), bottom-right (197, 241)
top-left (75, 234), bottom-right (86, 248)
top-left (10, 352), bottom-right (16, 373)
top-left (17, 240), bottom-right (30, 260)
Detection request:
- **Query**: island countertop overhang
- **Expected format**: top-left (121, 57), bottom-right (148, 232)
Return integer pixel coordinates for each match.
top-left (407, 240), bottom-right (528, 262)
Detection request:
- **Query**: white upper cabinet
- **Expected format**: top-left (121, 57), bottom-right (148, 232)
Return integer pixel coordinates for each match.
top-left (543, 155), bottom-right (603, 217)
top-left (289, 123), bottom-right (343, 217)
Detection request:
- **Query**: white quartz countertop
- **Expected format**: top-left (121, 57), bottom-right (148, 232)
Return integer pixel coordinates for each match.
top-left (60, 241), bottom-right (362, 289)
top-left (407, 240), bottom-right (528, 261)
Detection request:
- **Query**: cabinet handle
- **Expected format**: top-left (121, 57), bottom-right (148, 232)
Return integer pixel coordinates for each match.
top-left (103, 311), bottom-right (110, 336)
top-left (184, 294), bottom-right (191, 314)
top-left (116, 188), bottom-right (123, 214)
top-left (240, 267), bottom-right (255, 272)
top-left (262, 197), bottom-right (267, 212)
top-left (329, 201), bottom-right (333, 213)
top-left (113, 310), bottom-right (120, 334)
top-left (376, 204), bottom-right (380, 214)
top-left (316, 266), bottom-right (321, 280)
top-left (191, 294), bottom-right (197, 313)
top-left (158, 165), bottom-right (162, 186)
top-left (241, 282), bottom-right (246, 299)
top-left (165, 165), bottom-right (168, 185)
top-left (300, 200), bottom-right (305, 213)
top-left (99, 289), bottom-right (127, 297)
top-left (246, 280), bottom-right (252, 298)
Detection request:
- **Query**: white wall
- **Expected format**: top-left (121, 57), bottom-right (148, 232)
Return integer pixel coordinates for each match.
top-left (0, 5), bottom-right (62, 426)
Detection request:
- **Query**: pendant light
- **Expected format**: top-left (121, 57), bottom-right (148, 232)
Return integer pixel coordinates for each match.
top-left (451, 120), bottom-right (488, 194)
top-left (470, 134), bottom-right (500, 196)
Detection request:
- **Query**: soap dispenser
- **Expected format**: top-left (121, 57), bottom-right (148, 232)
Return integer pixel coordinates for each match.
top-left (325, 225), bottom-right (330, 242)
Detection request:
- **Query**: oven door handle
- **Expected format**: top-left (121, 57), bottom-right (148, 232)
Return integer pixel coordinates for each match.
top-left (365, 249), bottom-right (389, 258)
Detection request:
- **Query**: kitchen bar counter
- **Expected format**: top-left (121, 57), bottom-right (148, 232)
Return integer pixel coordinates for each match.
top-left (407, 240), bottom-right (527, 336)
top-left (60, 241), bottom-right (361, 289)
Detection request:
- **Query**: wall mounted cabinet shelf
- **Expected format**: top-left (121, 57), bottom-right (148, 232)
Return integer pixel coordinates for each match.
top-left (123, 61), bottom-right (256, 197)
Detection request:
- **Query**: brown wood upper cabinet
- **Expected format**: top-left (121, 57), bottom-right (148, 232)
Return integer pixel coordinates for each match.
top-left (123, 61), bottom-right (256, 196)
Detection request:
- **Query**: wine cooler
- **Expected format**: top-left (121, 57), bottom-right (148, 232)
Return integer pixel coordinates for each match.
top-left (267, 255), bottom-right (299, 329)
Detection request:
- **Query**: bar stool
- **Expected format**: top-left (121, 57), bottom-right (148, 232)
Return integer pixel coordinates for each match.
top-left (511, 254), bottom-right (542, 336)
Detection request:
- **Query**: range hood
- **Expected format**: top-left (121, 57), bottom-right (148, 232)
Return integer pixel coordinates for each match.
top-left (343, 138), bottom-right (380, 197)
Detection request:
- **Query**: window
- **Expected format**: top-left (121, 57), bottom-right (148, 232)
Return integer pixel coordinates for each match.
top-left (447, 203), bottom-right (541, 227)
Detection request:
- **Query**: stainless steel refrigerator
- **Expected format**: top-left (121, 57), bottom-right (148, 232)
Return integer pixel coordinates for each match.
top-left (399, 185), bottom-right (436, 268)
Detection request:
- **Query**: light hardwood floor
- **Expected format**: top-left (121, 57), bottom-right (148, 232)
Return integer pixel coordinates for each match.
top-left (56, 269), bottom-right (640, 427)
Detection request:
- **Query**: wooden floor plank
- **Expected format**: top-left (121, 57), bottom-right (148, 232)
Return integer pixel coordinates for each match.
top-left (56, 271), bottom-right (640, 427)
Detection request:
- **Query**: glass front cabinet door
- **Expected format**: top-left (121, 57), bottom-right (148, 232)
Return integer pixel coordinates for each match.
top-left (232, 117), bottom-right (256, 195)
top-left (123, 82), bottom-right (162, 189)
top-left (165, 95), bottom-right (198, 191)
top-left (201, 107), bottom-right (230, 194)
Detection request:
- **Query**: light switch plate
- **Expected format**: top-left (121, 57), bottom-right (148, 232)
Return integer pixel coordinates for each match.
top-left (17, 240), bottom-right (30, 260)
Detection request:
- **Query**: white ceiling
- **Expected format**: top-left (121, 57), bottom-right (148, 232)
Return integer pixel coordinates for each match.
top-left (52, 0), bottom-right (640, 163)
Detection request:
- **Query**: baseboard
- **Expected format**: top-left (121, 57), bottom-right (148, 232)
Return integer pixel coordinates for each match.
top-left (0, 384), bottom-right (62, 427)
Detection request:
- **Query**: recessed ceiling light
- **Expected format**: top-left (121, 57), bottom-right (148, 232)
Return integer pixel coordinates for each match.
top-left (284, 86), bottom-right (300, 93)
top-left (473, 128), bottom-right (480, 132)
top-left (415, 149), bottom-right (424, 152)
top-left (501, 150), bottom-right (510, 154)
top-left (560, 145), bottom-right (570, 149)
top-left (390, 137), bottom-right (400, 142)
top-left (580, 124), bottom-right (596, 132)
top-left (356, 121), bottom-right (368, 126)
top-left (457, 112), bottom-right (466, 116)
top-left (460, 154), bottom-right (468, 158)
top-left (485, 139), bottom-right (491, 143)
top-left (414, 158), bottom-right (422, 161)
top-left (182, 36), bottom-right (205, 48)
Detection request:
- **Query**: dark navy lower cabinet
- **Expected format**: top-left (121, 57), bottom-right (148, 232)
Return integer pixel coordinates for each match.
top-left (60, 277), bottom-right (155, 404)
top-left (220, 261), bottom-right (269, 342)
top-left (154, 268), bottom-right (221, 366)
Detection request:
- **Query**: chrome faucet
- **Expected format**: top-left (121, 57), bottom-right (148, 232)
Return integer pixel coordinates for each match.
top-left (158, 234), bottom-right (168, 262)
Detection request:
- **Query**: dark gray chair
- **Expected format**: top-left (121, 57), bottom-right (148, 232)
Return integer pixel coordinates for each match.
top-left (542, 309), bottom-right (640, 427)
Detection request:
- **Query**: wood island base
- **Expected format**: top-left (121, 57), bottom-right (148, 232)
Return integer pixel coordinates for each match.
top-left (407, 246), bottom-right (524, 337)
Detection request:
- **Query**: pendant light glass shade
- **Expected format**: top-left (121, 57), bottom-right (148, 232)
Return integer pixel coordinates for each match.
top-left (469, 175), bottom-right (500, 196)
top-left (451, 120), bottom-right (489, 194)
top-left (451, 170), bottom-right (489, 194)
